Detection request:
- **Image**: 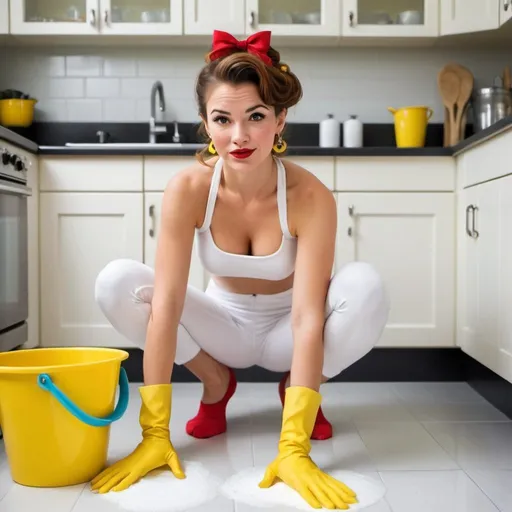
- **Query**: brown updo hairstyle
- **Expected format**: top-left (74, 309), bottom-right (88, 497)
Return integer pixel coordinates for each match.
top-left (195, 43), bottom-right (303, 166)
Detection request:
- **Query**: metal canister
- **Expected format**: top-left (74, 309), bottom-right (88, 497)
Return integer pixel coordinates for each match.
top-left (471, 86), bottom-right (512, 132)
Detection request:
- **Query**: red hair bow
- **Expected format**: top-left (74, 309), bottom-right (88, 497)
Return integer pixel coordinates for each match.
top-left (209, 30), bottom-right (272, 66)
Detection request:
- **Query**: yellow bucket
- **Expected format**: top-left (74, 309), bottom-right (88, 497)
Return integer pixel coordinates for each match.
top-left (0, 347), bottom-right (129, 488)
top-left (388, 105), bottom-right (433, 148)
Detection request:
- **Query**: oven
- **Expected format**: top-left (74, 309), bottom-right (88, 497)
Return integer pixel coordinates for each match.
top-left (0, 145), bottom-right (31, 352)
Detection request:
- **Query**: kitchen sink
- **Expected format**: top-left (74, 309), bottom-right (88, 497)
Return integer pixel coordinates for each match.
top-left (63, 142), bottom-right (205, 150)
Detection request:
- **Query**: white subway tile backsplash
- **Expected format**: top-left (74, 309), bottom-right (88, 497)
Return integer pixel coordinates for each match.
top-left (67, 99), bottom-right (102, 121)
top-left (66, 56), bottom-right (102, 77)
top-left (86, 78), bottom-right (120, 98)
top-left (103, 99), bottom-right (137, 122)
top-left (46, 78), bottom-right (84, 98)
top-left (103, 58), bottom-right (137, 77)
top-left (34, 99), bottom-right (68, 122)
top-left (1, 44), bottom-right (510, 124)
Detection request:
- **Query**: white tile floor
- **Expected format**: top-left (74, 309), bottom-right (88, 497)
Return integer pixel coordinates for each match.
top-left (1, 381), bottom-right (512, 511)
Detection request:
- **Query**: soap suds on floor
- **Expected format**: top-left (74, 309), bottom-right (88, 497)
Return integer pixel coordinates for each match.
top-left (97, 461), bottom-right (221, 512)
top-left (221, 467), bottom-right (387, 510)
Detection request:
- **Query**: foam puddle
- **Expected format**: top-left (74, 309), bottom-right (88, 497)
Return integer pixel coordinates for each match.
top-left (97, 461), bottom-right (221, 512)
top-left (221, 467), bottom-right (387, 510)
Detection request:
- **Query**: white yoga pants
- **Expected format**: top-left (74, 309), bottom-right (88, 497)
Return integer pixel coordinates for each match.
top-left (95, 259), bottom-right (390, 379)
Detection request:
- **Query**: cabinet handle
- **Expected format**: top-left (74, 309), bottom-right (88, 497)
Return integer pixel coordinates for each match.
top-left (90, 8), bottom-right (96, 27)
top-left (348, 204), bottom-right (354, 216)
top-left (465, 205), bottom-right (474, 237)
top-left (505, 0), bottom-right (510, 11)
top-left (104, 9), bottom-right (109, 26)
top-left (249, 10), bottom-right (256, 29)
top-left (149, 205), bottom-right (155, 238)
top-left (471, 205), bottom-right (479, 238)
top-left (349, 11), bottom-right (356, 27)
top-left (348, 226), bottom-right (353, 236)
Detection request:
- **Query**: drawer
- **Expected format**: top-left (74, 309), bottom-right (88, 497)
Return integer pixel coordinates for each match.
top-left (335, 156), bottom-right (456, 192)
top-left (284, 156), bottom-right (335, 190)
top-left (40, 156), bottom-right (143, 192)
top-left (144, 156), bottom-right (191, 191)
top-left (458, 129), bottom-right (512, 188)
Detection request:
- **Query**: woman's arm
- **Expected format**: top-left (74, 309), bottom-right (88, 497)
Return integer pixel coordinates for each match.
top-left (289, 179), bottom-right (337, 391)
top-left (143, 171), bottom-right (200, 385)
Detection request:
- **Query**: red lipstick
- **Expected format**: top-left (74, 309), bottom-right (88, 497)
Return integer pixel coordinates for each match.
top-left (230, 148), bottom-right (255, 159)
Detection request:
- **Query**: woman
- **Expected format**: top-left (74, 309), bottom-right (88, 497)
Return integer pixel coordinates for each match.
top-left (91, 30), bottom-right (389, 509)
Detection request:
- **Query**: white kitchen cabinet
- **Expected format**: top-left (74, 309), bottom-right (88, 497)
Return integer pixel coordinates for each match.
top-left (457, 175), bottom-right (512, 384)
top-left (336, 192), bottom-right (455, 348)
top-left (246, 0), bottom-right (341, 36)
top-left (184, 0), bottom-right (245, 35)
top-left (342, 0), bottom-right (439, 38)
top-left (0, 0), bottom-right (9, 33)
top-left (501, 0), bottom-right (512, 25)
top-left (144, 192), bottom-right (207, 290)
top-left (40, 192), bottom-right (143, 348)
top-left (440, 0), bottom-right (499, 36)
top-left (10, 0), bottom-right (182, 35)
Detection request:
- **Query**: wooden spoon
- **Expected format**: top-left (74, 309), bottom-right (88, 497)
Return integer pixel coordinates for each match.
top-left (438, 67), bottom-right (460, 146)
top-left (451, 64), bottom-right (474, 144)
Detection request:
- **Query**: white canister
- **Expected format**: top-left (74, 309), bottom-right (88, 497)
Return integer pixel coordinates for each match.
top-left (319, 114), bottom-right (340, 147)
top-left (343, 115), bottom-right (363, 148)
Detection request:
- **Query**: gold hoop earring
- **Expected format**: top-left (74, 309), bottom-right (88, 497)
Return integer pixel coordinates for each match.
top-left (273, 134), bottom-right (287, 154)
top-left (208, 140), bottom-right (217, 154)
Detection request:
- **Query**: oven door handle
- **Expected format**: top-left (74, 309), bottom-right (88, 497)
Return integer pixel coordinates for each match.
top-left (0, 182), bottom-right (32, 196)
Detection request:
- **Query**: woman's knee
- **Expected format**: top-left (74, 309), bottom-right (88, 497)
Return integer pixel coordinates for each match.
top-left (327, 261), bottom-right (388, 313)
top-left (322, 262), bottom-right (390, 378)
top-left (95, 258), bottom-right (154, 313)
top-left (94, 259), bottom-right (155, 348)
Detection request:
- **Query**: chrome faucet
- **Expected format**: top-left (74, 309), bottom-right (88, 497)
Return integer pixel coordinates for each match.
top-left (149, 80), bottom-right (166, 143)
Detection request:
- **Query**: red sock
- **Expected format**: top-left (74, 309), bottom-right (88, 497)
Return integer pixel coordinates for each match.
top-left (278, 373), bottom-right (333, 440)
top-left (186, 368), bottom-right (237, 439)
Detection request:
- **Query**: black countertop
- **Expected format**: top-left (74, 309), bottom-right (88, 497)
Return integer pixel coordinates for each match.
top-left (1, 116), bottom-right (511, 158)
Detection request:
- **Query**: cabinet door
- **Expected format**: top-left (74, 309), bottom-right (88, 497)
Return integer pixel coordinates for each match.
top-left (336, 192), bottom-right (455, 347)
top-left (10, 0), bottom-right (100, 35)
top-left (144, 193), bottom-right (206, 291)
top-left (40, 193), bottom-right (143, 348)
top-left (501, 0), bottom-right (512, 25)
top-left (246, 0), bottom-right (340, 36)
top-left (184, 0), bottom-right (245, 35)
top-left (458, 179), bottom-right (509, 381)
top-left (0, 0), bottom-right (8, 33)
top-left (440, 0), bottom-right (499, 35)
top-left (100, 0), bottom-right (182, 35)
top-left (342, 0), bottom-right (439, 37)
top-left (499, 176), bottom-right (512, 382)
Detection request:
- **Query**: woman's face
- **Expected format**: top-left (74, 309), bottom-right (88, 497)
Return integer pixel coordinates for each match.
top-left (203, 81), bottom-right (286, 168)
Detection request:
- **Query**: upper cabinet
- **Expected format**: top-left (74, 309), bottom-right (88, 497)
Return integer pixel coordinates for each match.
top-left (501, 0), bottom-right (512, 25)
top-left (245, 0), bottom-right (341, 36)
top-left (6, 1), bottom-right (512, 40)
top-left (10, 0), bottom-right (182, 35)
top-left (440, 0), bottom-right (499, 35)
top-left (0, 0), bottom-right (9, 33)
top-left (341, 0), bottom-right (439, 37)
top-left (184, 0), bottom-right (245, 35)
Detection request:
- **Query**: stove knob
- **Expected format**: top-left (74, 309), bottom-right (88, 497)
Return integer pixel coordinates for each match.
top-left (1, 152), bottom-right (10, 165)
top-left (15, 159), bottom-right (25, 171)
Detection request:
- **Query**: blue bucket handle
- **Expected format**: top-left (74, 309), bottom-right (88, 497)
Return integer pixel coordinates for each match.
top-left (37, 366), bottom-right (129, 427)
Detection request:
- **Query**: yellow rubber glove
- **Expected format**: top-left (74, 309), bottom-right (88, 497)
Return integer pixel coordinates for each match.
top-left (90, 384), bottom-right (185, 494)
top-left (259, 386), bottom-right (357, 510)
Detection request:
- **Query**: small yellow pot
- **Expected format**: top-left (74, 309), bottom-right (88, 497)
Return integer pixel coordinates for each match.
top-left (388, 105), bottom-right (433, 148)
top-left (0, 98), bottom-right (38, 127)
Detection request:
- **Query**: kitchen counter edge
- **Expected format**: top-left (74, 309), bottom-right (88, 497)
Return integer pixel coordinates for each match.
top-left (2, 116), bottom-right (511, 157)
top-left (0, 126), bottom-right (38, 153)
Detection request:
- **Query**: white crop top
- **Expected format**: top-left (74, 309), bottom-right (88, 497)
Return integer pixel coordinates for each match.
top-left (196, 156), bottom-right (297, 281)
